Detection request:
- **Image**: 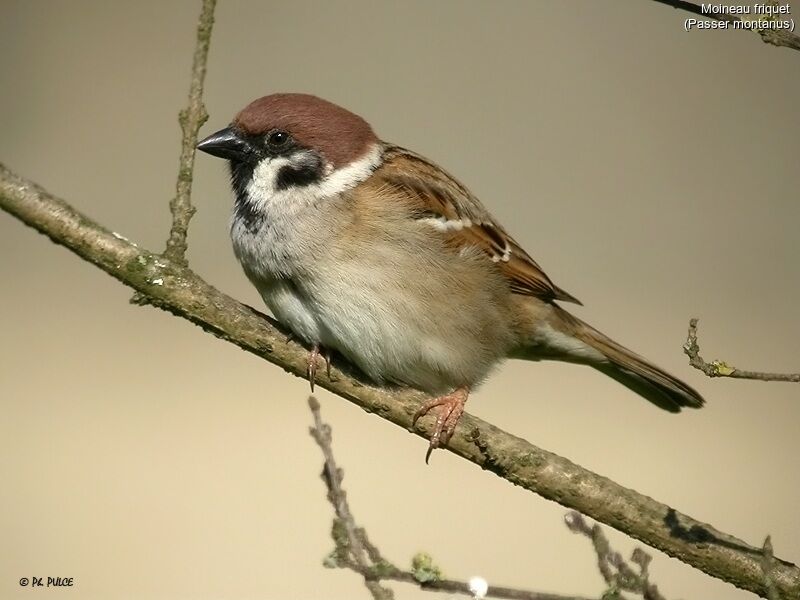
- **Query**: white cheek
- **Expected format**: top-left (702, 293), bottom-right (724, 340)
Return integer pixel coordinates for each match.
top-left (246, 156), bottom-right (293, 207)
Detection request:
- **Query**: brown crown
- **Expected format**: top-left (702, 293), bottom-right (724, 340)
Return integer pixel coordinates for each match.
top-left (233, 93), bottom-right (378, 168)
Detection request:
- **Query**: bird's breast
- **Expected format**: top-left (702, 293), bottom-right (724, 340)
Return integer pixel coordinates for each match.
top-left (230, 190), bottom-right (341, 280)
top-left (228, 189), bottom-right (517, 394)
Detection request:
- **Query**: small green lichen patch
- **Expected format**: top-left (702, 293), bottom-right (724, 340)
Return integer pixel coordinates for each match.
top-left (711, 360), bottom-right (736, 376)
top-left (322, 549), bottom-right (341, 569)
top-left (410, 552), bottom-right (442, 583)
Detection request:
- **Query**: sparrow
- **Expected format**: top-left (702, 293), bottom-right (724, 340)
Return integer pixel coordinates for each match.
top-left (197, 93), bottom-right (704, 460)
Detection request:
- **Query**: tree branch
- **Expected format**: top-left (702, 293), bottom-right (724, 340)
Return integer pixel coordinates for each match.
top-left (684, 319), bottom-right (800, 382)
top-left (650, 0), bottom-right (800, 52)
top-left (1, 164), bottom-right (798, 598)
top-left (163, 0), bottom-right (217, 265)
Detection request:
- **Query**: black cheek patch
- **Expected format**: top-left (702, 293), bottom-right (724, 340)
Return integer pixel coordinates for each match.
top-left (275, 161), bottom-right (323, 191)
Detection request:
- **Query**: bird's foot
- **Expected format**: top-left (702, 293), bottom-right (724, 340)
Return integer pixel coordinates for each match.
top-left (307, 344), bottom-right (320, 391)
top-left (412, 386), bottom-right (469, 463)
top-left (306, 344), bottom-right (333, 392)
top-left (324, 349), bottom-right (332, 380)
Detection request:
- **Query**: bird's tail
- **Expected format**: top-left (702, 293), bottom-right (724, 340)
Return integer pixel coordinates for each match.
top-left (519, 305), bottom-right (705, 412)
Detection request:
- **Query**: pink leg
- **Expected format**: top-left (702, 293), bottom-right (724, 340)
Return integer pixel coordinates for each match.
top-left (307, 344), bottom-right (320, 392)
top-left (324, 349), bottom-right (332, 380)
top-left (412, 386), bottom-right (470, 462)
top-left (307, 344), bottom-right (333, 392)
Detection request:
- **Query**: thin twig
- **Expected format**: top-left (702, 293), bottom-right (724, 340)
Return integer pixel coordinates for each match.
top-left (565, 512), bottom-right (667, 600)
top-left (309, 397), bottom-right (593, 600)
top-left (651, 0), bottom-right (738, 23)
top-left (309, 396), bottom-right (395, 600)
top-left (649, 0), bottom-right (800, 52)
top-left (163, 0), bottom-right (217, 265)
top-left (684, 319), bottom-right (800, 382)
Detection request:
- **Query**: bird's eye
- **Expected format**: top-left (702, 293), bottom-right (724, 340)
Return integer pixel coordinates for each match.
top-left (267, 130), bottom-right (290, 147)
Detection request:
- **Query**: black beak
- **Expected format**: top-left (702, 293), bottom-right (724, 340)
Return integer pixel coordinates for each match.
top-left (197, 126), bottom-right (254, 161)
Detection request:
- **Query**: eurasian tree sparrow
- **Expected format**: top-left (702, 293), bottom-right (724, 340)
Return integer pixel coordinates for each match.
top-left (197, 93), bottom-right (704, 459)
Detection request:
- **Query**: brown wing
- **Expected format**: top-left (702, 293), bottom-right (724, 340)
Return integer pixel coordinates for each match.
top-left (374, 145), bottom-right (581, 305)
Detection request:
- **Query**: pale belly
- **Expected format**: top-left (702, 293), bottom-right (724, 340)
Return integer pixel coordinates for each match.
top-left (257, 272), bottom-right (475, 394)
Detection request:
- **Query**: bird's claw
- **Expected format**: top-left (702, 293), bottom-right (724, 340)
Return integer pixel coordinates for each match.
top-left (307, 345), bottom-right (320, 392)
top-left (307, 345), bottom-right (333, 392)
top-left (412, 387), bottom-right (469, 463)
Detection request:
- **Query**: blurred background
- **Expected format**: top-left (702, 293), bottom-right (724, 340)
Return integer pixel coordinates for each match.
top-left (1, 1), bottom-right (798, 598)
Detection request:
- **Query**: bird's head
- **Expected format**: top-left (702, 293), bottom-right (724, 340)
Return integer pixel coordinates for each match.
top-left (197, 93), bottom-right (380, 206)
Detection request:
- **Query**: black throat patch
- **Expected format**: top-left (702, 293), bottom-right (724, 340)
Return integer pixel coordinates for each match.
top-left (229, 160), bottom-right (263, 233)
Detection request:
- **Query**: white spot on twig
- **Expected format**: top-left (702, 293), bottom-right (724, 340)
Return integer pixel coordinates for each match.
top-left (468, 576), bottom-right (488, 599)
top-left (151, 278), bottom-right (163, 286)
